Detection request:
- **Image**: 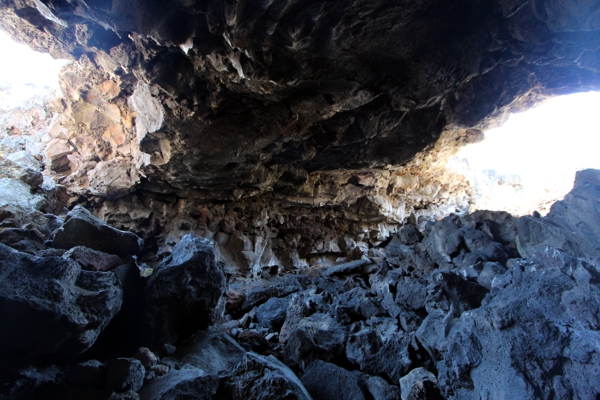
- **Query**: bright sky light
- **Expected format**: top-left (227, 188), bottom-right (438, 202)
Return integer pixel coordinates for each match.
top-left (456, 91), bottom-right (600, 215)
top-left (0, 30), bottom-right (69, 109)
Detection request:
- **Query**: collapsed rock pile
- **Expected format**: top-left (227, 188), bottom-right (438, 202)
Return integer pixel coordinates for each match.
top-left (1, 170), bottom-right (599, 399)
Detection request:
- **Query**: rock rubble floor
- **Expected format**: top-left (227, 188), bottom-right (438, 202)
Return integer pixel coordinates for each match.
top-left (1, 170), bottom-right (600, 399)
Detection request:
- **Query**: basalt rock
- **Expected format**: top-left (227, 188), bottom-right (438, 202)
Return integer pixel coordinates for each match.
top-left (517, 169), bottom-right (600, 266)
top-left (0, 0), bottom-right (598, 217)
top-left (145, 234), bottom-right (227, 346)
top-left (1, 2), bottom-right (600, 396)
top-left (52, 206), bottom-right (144, 256)
top-left (436, 247), bottom-right (600, 399)
top-left (0, 243), bottom-right (122, 355)
top-left (62, 246), bottom-right (124, 272)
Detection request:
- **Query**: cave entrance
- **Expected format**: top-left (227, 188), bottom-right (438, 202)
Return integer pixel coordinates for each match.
top-left (0, 30), bottom-right (69, 109)
top-left (455, 91), bottom-right (600, 216)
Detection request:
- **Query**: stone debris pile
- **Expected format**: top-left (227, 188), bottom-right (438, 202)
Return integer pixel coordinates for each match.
top-left (0, 170), bottom-right (599, 399)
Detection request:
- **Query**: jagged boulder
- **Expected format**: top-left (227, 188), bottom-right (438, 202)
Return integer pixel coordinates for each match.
top-left (62, 246), bottom-right (124, 271)
top-left (436, 247), bottom-right (600, 399)
top-left (52, 206), bottom-right (144, 256)
top-left (223, 353), bottom-right (312, 400)
top-left (517, 169), bottom-right (600, 266)
top-left (399, 368), bottom-right (440, 400)
top-left (165, 329), bottom-right (246, 374)
top-left (0, 243), bottom-right (122, 354)
top-left (301, 360), bottom-right (366, 400)
top-left (140, 352), bottom-right (312, 400)
top-left (145, 234), bottom-right (227, 345)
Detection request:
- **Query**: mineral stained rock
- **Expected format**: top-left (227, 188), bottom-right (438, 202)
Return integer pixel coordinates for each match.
top-left (1, 0), bottom-right (599, 218)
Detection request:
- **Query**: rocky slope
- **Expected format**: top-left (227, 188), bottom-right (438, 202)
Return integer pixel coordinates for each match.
top-left (1, 169), bottom-right (599, 399)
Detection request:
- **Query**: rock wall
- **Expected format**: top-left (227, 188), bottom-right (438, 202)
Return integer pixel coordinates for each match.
top-left (1, 1), bottom-right (600, 398)
top-left (1, 0), bottom-right (599, 208)
top-left (1, 167), bottom-right (599, 399)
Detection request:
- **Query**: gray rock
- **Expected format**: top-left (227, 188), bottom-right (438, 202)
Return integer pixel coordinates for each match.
top-left (146, 234), bottom-right (227, 345)
top-left (397, 225), bottom-right (423, 245)
top-left (0, 156), bottom-right (43, 189)
top-left (461, 228), bottom-right (491, 253)
top-left (240, 280), bottom-right (302, 312)
top-left (301, 360), bottom-right (365, 400)
top-left (346, 329), bottom-right (415, 383)
top-left (106, 358), bottom-right (145, 393)
top-left (464, 210), bottom-right (518, 245)
top-left (436, 247), bottom-right (600, 399)
top-left (223, 353), bottom-right (312, 400)
top-left (62, 246), bottom-right (124, 271)
top-left (166, 329), bottom-right (246, 374)
top-left (323, 258), bottom-right (373, 277)
top-left (394, 276), bottom-right (428, 310)
top-left (428, 271), bottom-right (489, 314)
top-left (67, 360), bottom-right (107, 388)
top-left (53, 206), bottom-right (144, 256)
top-left (139, 369), bottom-right (217, 400)
top-left (364, 375), bottom-right (400, 400)
top-left (479, 242), bottom-right (509, 265)
top-left (385, 241), bottom-right (435, 275)
top-left (109, 391), bottom-right (141, 400)
top-left (399, 368), bottom-right (439, 400)
top-left (133, 347), bottom-right (159, 369)
top-left (423, 215), bottom-right (463, 266)
top-left (0, 243), bottom-right (122, 354)
top-left (255, 297), bottom-right (291, 331)
top-left (476, 261), bottom-right (507, 289)
top-left (282, 311), bottom-right (346, 369)
top-left (0, 227), bottom-right (47, 255)
top-left (517, 169), bottom-right (600, 266)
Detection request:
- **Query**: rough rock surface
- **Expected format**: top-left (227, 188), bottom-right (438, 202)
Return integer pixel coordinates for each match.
top-left (145, 234), bottom-right (227, 346)
top-left (62, 246), bottom-right (124, 272)
top-left (517, 169), bottom-right (600, 265)
top-left (0, 0), bottom-right (598, 245)
top-left (2, 170), bottom-right (600, 399)
top-left (52, 206), bottom-right (144, 256)
top-left (1, 0), bottom-right (600, 397)
top-left (0, 243), bottom-right (122, 354)
top-left (437, 247), bottom-right (600, 399)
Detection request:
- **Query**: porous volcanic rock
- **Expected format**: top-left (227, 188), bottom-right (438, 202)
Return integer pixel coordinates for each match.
top-left (1, 0), bottom-right (598, 213)
top-left (0, 243), bottom-right (123, 355)
top-left (145, 234), bottom-right (227, 346)
top-left (517, 168), bottom-right (600, 265)
top-left (52, 205), bottom-right (144, 256)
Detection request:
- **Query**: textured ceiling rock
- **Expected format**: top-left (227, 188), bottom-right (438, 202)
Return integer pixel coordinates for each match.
top-left (1, 0), bottom-right (599, 208)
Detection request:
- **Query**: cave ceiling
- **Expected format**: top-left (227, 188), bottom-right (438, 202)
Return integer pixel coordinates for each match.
top-left (1, 0), bottom-right (599, 203)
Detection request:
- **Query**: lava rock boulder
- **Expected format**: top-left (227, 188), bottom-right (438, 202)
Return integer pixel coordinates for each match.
top-left (145, 234), bottom-right (227, 346)
top-left (436, 247), bottom-right (600, 399)
top-left (52, 206), bottom-right (144, 256)
top-left (0, 243), bottom-right (123, 354)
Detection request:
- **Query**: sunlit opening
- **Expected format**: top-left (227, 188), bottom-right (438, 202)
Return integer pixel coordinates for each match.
top-left (455, 91), bottom-right (600, 216)
top-left (0, 30), bottom-right (69, 109)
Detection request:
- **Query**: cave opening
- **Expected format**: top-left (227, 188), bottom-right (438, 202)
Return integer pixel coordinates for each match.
top-left (1, 0), bottom-right (600, 397)
top-left (455, 91), bottom-right (600, 216)
top-left (0, 30), bottom-right (68, 109)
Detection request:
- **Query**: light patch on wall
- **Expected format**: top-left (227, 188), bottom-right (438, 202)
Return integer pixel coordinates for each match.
top-left (0, 30), bottom-right (69, 109)
top-left (455, 91), bottom-right (600, 216)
